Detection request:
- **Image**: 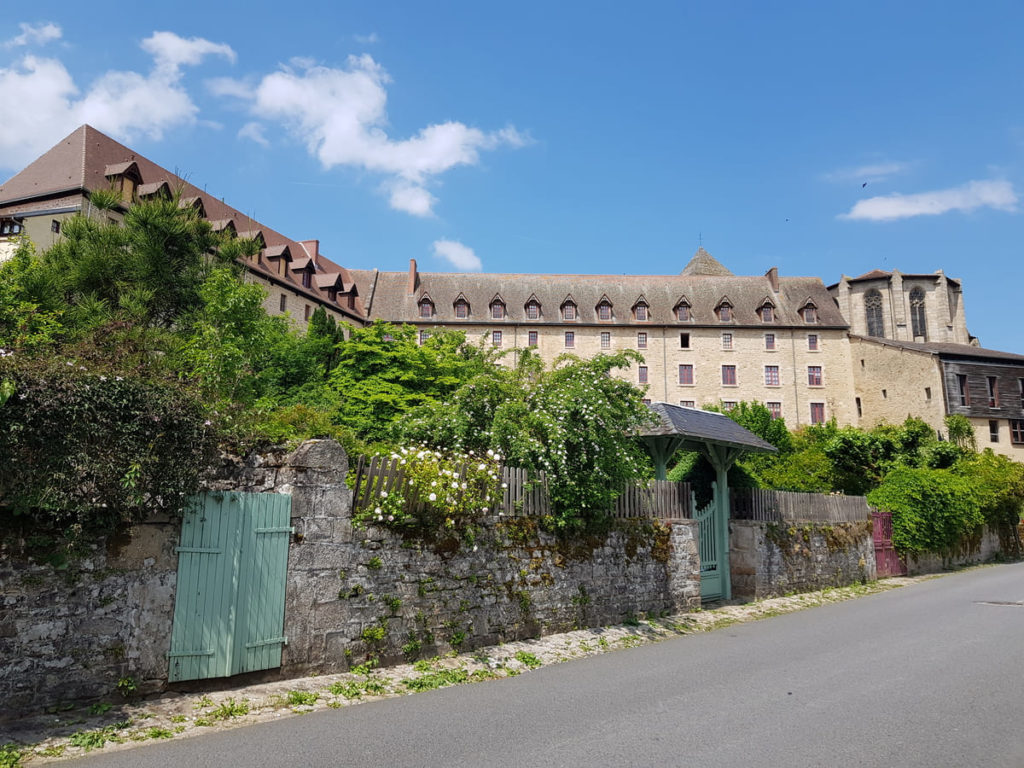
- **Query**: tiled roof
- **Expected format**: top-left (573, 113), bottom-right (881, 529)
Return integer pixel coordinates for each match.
top-left (643, 402), bottom-right (778, 453)
top-left (349, 268), bottom-right (847, 327)
top-left (681, 247), bottom-right (734, 276)
top-left (0, 125), bottom-right (364, 321)
top-left (850, 335), bottom-right (1024, 363)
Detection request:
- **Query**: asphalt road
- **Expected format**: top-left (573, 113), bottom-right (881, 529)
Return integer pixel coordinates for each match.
top-left (71, 563), bottom-right (1024, 767)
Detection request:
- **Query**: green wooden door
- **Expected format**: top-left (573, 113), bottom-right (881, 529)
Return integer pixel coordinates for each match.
top-left (168, 492), bottom-right (292, 682)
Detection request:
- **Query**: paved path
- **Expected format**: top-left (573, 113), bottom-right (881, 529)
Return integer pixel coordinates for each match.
top-left (70, 563), bottom-right (1024, 767)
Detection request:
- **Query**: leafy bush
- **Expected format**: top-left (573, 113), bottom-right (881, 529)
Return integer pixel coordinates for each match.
top-left (954, 451), bottom-right (1024, 528)
top-left (867, 466), bottom-right (983, 554)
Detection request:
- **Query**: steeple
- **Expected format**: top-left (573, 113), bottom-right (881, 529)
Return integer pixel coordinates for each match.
top-left (681, 247), bottom-right (733, 276)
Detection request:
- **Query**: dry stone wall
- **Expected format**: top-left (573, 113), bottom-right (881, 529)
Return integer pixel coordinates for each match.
top-left (730, 519), bottom-right (876, 600)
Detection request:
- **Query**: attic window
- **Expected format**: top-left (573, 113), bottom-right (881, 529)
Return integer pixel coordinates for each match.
top-left (302, 272), bottom-right (311, 288)
top-left (676, 303), bottom-right (691, 322)
top-left (419, 298), bottom-right (434, 318)
top-left (633, 301), bottom-right (649, 322)
top-left (802, 304), bottom-right (818, 324)
top-left (597, 301), bottom-right (613, 321)
top-left (717, 302), bottom-right (733, 322)
top-left (491, 301), bottom-right (505, 319)
top-left (562, 302), bottom-right (577, 321)
top-left (525, 300), bottom-right (540, 320)
top-left (454, 298), bottom-right (470, 318)
top-left (760, 304), bottom-right (775, 322)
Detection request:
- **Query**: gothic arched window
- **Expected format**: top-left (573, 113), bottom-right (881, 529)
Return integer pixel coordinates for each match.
top-left (865, 290), bottom-right (884, 337)
top-left (910, 287), bottom-right (927, 340)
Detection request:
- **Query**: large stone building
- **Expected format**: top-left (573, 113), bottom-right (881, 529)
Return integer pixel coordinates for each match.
top-left (2, 126), bottom-right (1022, 458)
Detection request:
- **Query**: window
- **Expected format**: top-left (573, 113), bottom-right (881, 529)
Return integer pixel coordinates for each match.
top-left (637, 332), bottom-right (647, 349)
top-left (718, 304), bottom-right (733, 322)
top-left (528, 330), bottom-right (538, 346)
top-left (491, 302), bottom-right (505, 319)
top-left (303, 304), bottom-right (311, 321)
top-left (601, 332), bottom-right (611, 349)
top-left (808, 366), bottom-right (823, 386)
top-left (722, 365), bottom-right (737, 386)
top-left (764, 365), bottom-right (780, 386)
top-left (279, 294), bottom-right (287, 312)
top-left (957, 374), bottom-right (970, 406)
top-left (1019, 379), bottom-right (1024, 408)
top-left (810, 403), bottom-right (825, 425)
top-left (526, 300), bottom-right (540, 320)
top-left (562, 303), bottom-right (576, 321)
top-left (989, 420), bottom-right (1000, 443)
top-left (51, 219), bottom-right (60, 234)
top-left (925, 387), bottom-right (932, 401)
top-left (882, 389), bottom-right (888, 399)
top-left (564, 331), bottom-right (575, 348)
top-left (635, 304), bottom-right (648, 321)
top-left (767, 402), bottom-right (782, 420)
top-left (419, 299), bottom-right (434, 318)
top-left (987, 376), bottom-right (999, 407)
top-left (802, 305), bottom-right (818, 324)
top-left (455, 299), bottom-right (469, 319)
top-left (722, 332), bottom-right (733, 350)
top-left (680, 400), bottom-right (695, 408)
top-left (679, 332), bottom-right (690, 349)
top-left (856, 397), bottom-right (863, 417)
top-left (765, 333), bottom-right (776, 350)
top-left (760, 304), bottom-right (774, 322)
top-left (865, 290), bottom-right (884, 337)
top-left (678, 364), bottom-right (694, 385)
top-left (0, 219), bottom-right (23, 236)
top-left (808, 334), bottom-right (819, 351)
top-left (723, 401), bottom-right (737, 412)
top-left (302, 271), bottom-right (312, 288)
top-left (492, 330), bottom-right (502, 347)
top-left (597, 301), bottom-right (612, 321)
top-left (676, 304), bottom-right (691, 321)
top-left (909, 287), bottom-right (927, 340)
top-left (419, 330), bottom-right (430, 345)
top-left (1011, 419), bottom-right (1024, 445)
top-left (638, 366), bottom-right (648, 384)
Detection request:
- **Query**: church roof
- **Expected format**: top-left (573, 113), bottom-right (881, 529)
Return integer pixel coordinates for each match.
top-left (681, 247), bottom-right (734, 277)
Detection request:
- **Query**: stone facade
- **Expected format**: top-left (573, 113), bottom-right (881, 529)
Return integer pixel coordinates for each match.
top-left (0, 440), bottom-right (700, 715)
top-left (903, 524), bottom-right (1011, 575)
top-left (729, 520), bottom-right (876, 600)
top-left (849, 336), bottom-right (947, 430)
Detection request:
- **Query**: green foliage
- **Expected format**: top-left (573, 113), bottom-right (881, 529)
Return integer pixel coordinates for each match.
top-left (403, 667), bottom-right (469, 691)
top-left (116, 676), bottom-right (137, 698)
top-left (285, 690), bottom-right (319, 707)
top-left (954, 450), bottom-right (1024, 528)
top-left (0, 357), bottom-right (214, 541)
top-left (0, 744), bottom-right (21, 768)
top-left (209, 698), bottom-right (249, 720)
top-left (68, 721), bottom-right (131, 752)
top-left (945, 413), bottom-right (977, 451)
top-left (867, 466), bottom-right (983, 554)
top-left (514, 651), bottom-right (542, 669)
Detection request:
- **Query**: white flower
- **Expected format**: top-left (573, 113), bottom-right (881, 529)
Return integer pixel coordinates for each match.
top-left (478, 463), bottom-right (486, 471)
top-left (501, 483), bottom-right (508, 489)
top-left (487, 449), bottom-right (494, 457)
top-left (431, 480), bottom-right (437, 487)
top-left (374, 507), bottom-right (382, 514)
top-left (380, 491), bottom-right (388, 498)
top-left (461, 483), bottom-right (467, 490)
top-left (472, 545), bottom-right (478, 552)
top-left (429, 493), bottom-right (437, 501)
top-left (387, 515), bottom-right (394, 522)
top-left (482, 507), bottom-right (488, 513)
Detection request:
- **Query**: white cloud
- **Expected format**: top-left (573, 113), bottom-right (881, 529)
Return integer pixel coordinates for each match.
top-left (238, 122), bottom-right (269, 147)
top-left (433, 239), bottom-right (482, 271)
top-left (824, 161), bottom-right (909, 184)
top-left (0, 31), bottom-right (235, 169)
top-left (4, 22), bottom-right (62, 48)
top-left (354, 33), bottom-right (379, 44)
top-left (840, 180), bottom-right (1018, 221)
top-left (221, 55), bottom-right (526, 216)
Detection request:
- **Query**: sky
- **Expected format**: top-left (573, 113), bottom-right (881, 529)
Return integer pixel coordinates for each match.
top-left (1, 1), bottom-right (1022, 351)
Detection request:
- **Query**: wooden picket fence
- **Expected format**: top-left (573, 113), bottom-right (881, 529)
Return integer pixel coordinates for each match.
top-left (351, 455), bottom-right (692, 520)
top-left (730, 488), bottom-right (872, 524)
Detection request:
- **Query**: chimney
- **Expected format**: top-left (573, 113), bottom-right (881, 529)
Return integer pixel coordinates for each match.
top-left (765, 266), bottom-right (779, 293)
top-left (300, 239), bottom-right (320, 266)
top-left (408, 258), bottom-right (418, 294)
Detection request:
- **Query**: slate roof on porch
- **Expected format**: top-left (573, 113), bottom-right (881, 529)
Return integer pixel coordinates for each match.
top-left (642, 402), bottom-right (777, 454)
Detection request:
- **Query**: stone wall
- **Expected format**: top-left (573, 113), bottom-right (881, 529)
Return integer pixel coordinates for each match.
top-left (0, 517), bottom-right (180, 714)
top-left (730, 519), bottom-right (876, 600)
top-left (903, 524), bottom-right (1010, 575)
top-left (1, 440), bottom-right (700, 715)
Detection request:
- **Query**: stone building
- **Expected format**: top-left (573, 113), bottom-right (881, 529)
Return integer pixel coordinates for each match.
top-left (2, 125), bottom-right (1022, 457)
top-left (0, 125), bottom-right (363, 327)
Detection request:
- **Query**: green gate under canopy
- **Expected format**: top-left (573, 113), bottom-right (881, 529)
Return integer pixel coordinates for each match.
top-left (640, 403), bottom-right (777, 602)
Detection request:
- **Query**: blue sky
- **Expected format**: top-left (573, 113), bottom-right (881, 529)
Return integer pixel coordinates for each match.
top-left (2, 1), bottom-right (1022, 351)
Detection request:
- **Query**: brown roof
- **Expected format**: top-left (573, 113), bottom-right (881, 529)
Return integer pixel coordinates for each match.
top-left (291, 257), bottom-right (315, 271)
top-left (0, 125), bottom-right (364, 321)
top-left (348, 268), bottom-right (847, 328)
top-left (850, 335), bottom-right (1024, 363)
top-left (137, 181), bottom-right (169, 197)
top-left (680, 247), bottom-right (734, 276)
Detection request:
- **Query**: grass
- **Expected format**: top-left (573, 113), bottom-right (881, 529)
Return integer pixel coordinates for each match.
top-left (514, 651), bottom-right (542, 669)
top-left (209, 698), bottom-right (249, 720)
top-left (68, 721), bottom-right (131, 752)
top-left (402, 667), bottom-right (469, 692)
top-left (286, 690), bottom-right (319, 707)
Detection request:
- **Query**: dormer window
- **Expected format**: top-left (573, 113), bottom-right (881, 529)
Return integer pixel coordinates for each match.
top-left (137, 181), bottom-right (170, 201)
top-left (562, 301), bottom-right (577, 321)
top-left (491, 300), bottom-right (505, 319)
top-left (675, 302), bottom-right (691, 322)
top-left (633, 298), bottom-right (650, 322)
top-left (454, 297), bottom-right (470, 318)
top-left (525, 299), bottom-right (541, 320)
top-left (760, 304), bottom-right (775, 322)
top-left (597, 299), bottom-right (613, 321)
top-left (419, 297), bottom-right (434, 318)
top-left (104, 161), bottom-right (142, 203)
top-left (801, 303), bottom-right (818, 324)
top-left (717, 302), bottom-right (733, 322)
top-left (302, 272), bottom-right (312, 288)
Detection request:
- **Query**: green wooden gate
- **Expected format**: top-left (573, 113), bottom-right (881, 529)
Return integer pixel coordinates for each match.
top-left (168, 492), bottom-right (292, 682)
top-left (694, 488), bottom-right (722, 601)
